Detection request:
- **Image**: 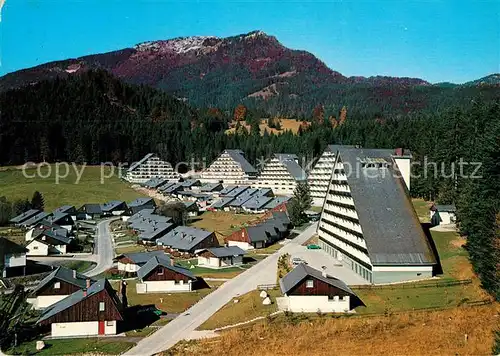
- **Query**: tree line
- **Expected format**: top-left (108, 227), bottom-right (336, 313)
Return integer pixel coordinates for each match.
top-left (0, 191), bottom-right (45, 225)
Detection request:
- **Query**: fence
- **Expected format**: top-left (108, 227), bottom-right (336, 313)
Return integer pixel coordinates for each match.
top-left (351, 278), bottom-right (472, 290)
top-left (257, 283), bottom-right (278, 291)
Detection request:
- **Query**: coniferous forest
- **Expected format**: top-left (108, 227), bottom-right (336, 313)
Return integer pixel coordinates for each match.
top-left (0, 69), bottom-right (498, 299)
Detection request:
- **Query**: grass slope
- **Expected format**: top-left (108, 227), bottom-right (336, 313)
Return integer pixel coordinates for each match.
top-left (190, 211), bottom-right (262, 238)
top-left (8, 338), bottom-right (135, 355)
top-left (0, 165), bottom-right (145, 211)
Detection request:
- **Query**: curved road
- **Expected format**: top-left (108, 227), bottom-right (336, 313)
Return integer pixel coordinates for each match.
top-left (124, 222), bottom-right (318, 356)
top-left (85, 218), bottom-right (117, 277)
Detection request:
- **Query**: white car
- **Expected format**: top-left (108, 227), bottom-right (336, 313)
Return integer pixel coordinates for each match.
top-left (291, 257), bottom-right (307, 266)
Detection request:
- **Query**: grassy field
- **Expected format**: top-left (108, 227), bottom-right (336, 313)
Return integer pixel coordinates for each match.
top-left (0, 227), bottom-right (25, 245)
top-left (176, 259), bottom-right (254, 279)
top-left (115, 244), bottom-right (147, 255)
top-left (0, 165), bottom-right (145, 211)
top-left (190, 211), bottom-right (262, 239)
top-left (110, 280), bottom-right (224, 313)
top-left (248, 243), bottom-right (283, 255)
top-left (170, 303), bottom-right (499, 356)
top-left (199, 289), bottom-right (281, 330)
top-left (353, 230), bottom-right (489, 314)
top-left (412, 198), bottom-right (431, 222)
top-left (7, 338), bottom-right (135, 355)
top-left (56, 260), bottom-right (97, 273)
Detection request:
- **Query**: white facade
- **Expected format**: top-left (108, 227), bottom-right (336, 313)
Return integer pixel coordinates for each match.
top-left (117, 262), bottom-right (140, 273)
top-left (430, 210), bottom-right (456, 225)
top-left (226, 240), bottom-right (256, 250)
top-left (201, 150), bottom-right (256, 185)
top-left (136, 280), bottom-right (192, 293)
top-left (393, 156), bottom-right (411, 191)
top-left (26, 240), bottom-right (67, 256)
top-left (197, 255), bottom-right (243, 268)
top-left (4, 252), bottom-right (27, 268)
top-left (126, 153), bottom-right (179, 183)
top-left (277, 295), bottom-right (351, 313)
top-left (50, 320), bottom-right (117, 337)
top-left (255, 155), bottom-right (305, 195)
top-left (27, 295), bottom-right (68, 310)
top-left (308, 147), bottom-right (338, 206)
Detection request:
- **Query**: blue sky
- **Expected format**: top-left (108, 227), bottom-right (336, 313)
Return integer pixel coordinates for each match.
top-left (1, 0), bottom-right (498, 83)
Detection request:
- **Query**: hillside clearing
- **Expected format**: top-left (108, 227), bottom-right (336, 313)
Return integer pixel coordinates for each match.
top-left (0, 165), bottom-right (145, 211)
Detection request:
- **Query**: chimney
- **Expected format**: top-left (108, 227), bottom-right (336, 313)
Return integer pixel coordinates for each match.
top-left (73, 269), bottom-right (77, 279)
top-left (83, 289), bottom-right (87, 297)
top-left (321, 266), bottom-right (327, 278)
top-left (170, 258), bottom-right (175, 266)
top-left (86, 278), bottom-right (91, 289)
top-left (395, 147), bottom-right (403, 156)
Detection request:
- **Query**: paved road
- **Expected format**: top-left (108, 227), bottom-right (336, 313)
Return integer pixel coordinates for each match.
top-left (85, 219), bottom-right (117, 277)
top-left (124, 222), bottom-right (318, 356)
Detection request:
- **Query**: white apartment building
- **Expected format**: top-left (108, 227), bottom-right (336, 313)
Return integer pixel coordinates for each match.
top-left (125, 153), bottom-right (179, 183)
top-left (255, 154), bottom-right (307, 195)
top-left (317, 148), bottom-right (436, 284)
top-left (309, 145), bottom-right (412, 206)
top-left (200, 149), bottom-right (257, 185)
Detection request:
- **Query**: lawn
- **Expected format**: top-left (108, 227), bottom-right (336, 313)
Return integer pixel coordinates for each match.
top-left (412, 198), bottom-right (431, 222)
top-left (248, 242), bottom-right (283, 255)
top-left (56, 260), bottom-right (97, 273)
top-left (0, 227), bottom-right (26, 245)
top-left (190, 211), bottom-right (262, 239)
top-left (7, 338), bottom-right (135, 355)
top-left (0, 165), bottom-right (146, 211)
top-left (176, 259), bottom-right (252, 279)
top-left (110, 280), bottom-right (224, 313)
top-left (198, 289), bottom-right (281, 330)
top-left (115, 244), bottom-right (147, 255)
top-left (353, 229), bottom-right (489, 314)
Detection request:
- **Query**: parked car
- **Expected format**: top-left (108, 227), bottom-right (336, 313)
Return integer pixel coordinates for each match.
top-left (306, 244), bottom-right (321, 250)
top-left (291, 257), bottom-right (307, 266)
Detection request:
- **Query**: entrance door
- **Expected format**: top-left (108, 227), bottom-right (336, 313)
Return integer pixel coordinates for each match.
top-left (98, 321), bottom-right (105, 335)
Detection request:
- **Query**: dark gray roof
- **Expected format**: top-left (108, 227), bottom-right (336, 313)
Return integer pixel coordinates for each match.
top-left (101, 200), bottom-right (127, 212)
top-left (33, 229), bottom-right (72, 246)
top-left (254, 188), bottom-right (273, 197)
top-left (53, 206), bottom-right (76, 215)
top-left (21, 212), bottom-right (52, 227)
top-left (38, 279), bottom-right (119, 323)
top-left (157, 181), bottom-right (176, 192)
top-left (242, 196), bottom-right (273, 210)
top-left (225, 149), bottom-right (257, 174)
top-left (434, 204), bottom-right (456, 212)
top-left (219, 186), bottom-right (237, 195)
top-left (128, 197), bottom-right (155, 207)
top-left (327, 144), bottom-right (356, 153)
top-left (228, 194), bottom-right (254, 207)
top-left (180, 179), bottom-right (200, 188)
top-left (156, 226), bottom-right (214, 252)
top-left (200, 183), bottom-right (223, 192)
top-left (224, 186), bottom-right (249, 197)
top-left (128, 153), bottom-right (155, 172)
top-left (47, 212), bottom-right (73, 224)
top-left (10, 209), bottom-right (41, 224)
top-left (271, 211), bottom-right (291, 225)
top-left (138, 223), bottom-right (174, 241)
top-left (182, 201), bottom-right (198, 210)
top-left (335, 148), bottom-right (436, 266)
top-left (114, 250), bottom-right (166, 264)
top-left (212, 197), bottom-right (234, 209)
top-left (80, 204), bottom-right (103, 215)
top-left (0, 237), bottom-right (27, 259)
top-left (264, 196), bottom-right (291, 209)
top-left (245, 225), bottom-right (272, 242)
top-left (162, 183), bottom-right (183, 194)
top-left (33, 221), bottom-right (68, 238)
top-left (137, 255), bottom-right (196, 280)
top-left (198, 246), bottom-right (246, 258)
top-left (274, 154), bottom-right (307, 181)
top-left (144, 177), bottom-right (170, 189)
top-left (279, 263), bottom-right (358, 297)
top-left (33, 266), bottom-right (94, 295)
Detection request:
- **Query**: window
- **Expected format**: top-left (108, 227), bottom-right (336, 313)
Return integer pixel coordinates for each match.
top-left (106, 321), bottom-right (114, 326)
top-left (158, 268), bottom-right (164, 275)
top-left (54, 282), bottom-right (61, 289)
top-left (33, 246), bottom-right (38, 250)
top-left (306, 280), bottom-right (314, 288)
top-left (99, 302), bottom-right (105, 311)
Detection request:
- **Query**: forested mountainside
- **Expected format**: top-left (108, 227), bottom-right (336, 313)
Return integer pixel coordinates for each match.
top-left (0, 68), bottom-right (498, 299)
top-left (1, 31), bottom-right (499, 117)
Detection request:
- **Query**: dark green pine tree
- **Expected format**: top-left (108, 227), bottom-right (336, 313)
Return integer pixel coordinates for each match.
top-left (12, 199), bottom-right (32, 215)
top-left (288, 182), bottom-right (313, 226)
top-left (0, 196), bottom-right (14, 226)
top-left (31, 191), bottom-right (45, 211)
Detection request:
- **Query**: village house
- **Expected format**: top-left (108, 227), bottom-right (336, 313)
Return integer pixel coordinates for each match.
top-left (277, 264), bottom-right (364, 313)
top-left (125, 153), bottom-right (179, 183)
top-left (113, 250), bottom-right (167, 276)
top-left (136, 255), bottom-right (197, 293)
top-left (138, 223), bottom-right (175, 244)
top-left (196, 246), bottom-right (246, 269)
top-left (25, 220), bottom-right (69, 241)
top-left (241, 195), bottom-right (274, 213)
top-left (9, 209), bottom-right (41, 226)
top-left (125, 197), bottom-right (156, 217)
top-left (27, 266), bottom-right (94, 310)
top-left (198, 182), bottom-right (223, 193)
top-left (78, 204), bottom-right (103, 220)
top-left (182, 201), bottom-right (200, 217)
top-left (201, 149), bottom-right (257, 185)
top-left (37, 279), bottom-right (123, 337)
top-left (317, 147), bottom-right (436, 284)
top-left (0, 237), bottom-right (27, 277)
top-left (430, 204), bottom-right (457, 226)
top-left (47, 212), bottom-right (75, 231)
top-left (156, 226), bottom-right (219, 254)
top-left (100, 201), bottom-right (128, 217)
top-left (26, 229), bottom-right (73, 256)
top-left (143, 177), bottom-right (170, 190)
top-left (20, 211), bottom-right (52, 228)
top-left (53, 205), bottom-right (78, 222)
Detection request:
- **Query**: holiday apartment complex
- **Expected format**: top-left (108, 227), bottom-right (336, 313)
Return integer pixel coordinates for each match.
top-left (125, 153), bottom-right (179, 183)
top-left (200, 149), bottom-right (258, 185)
